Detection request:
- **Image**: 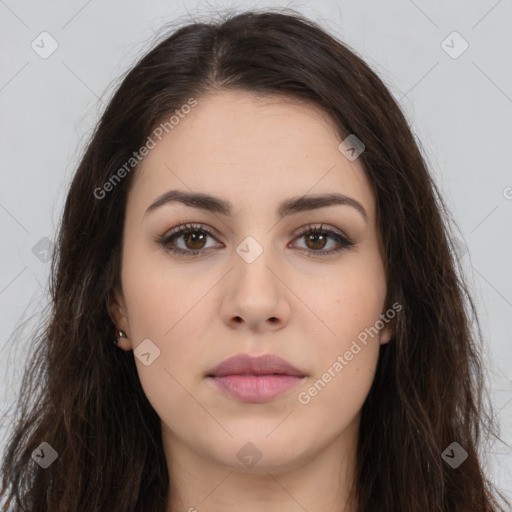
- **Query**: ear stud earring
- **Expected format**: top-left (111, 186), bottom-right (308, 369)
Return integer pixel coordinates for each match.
top-left (114, 329), bottom-right (127, 345)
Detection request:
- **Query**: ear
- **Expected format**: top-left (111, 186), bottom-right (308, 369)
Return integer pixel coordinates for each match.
top-left (378, 315), bottom-right (396, 345)
top-left (379, 321), bottom-right (394, 345)
top-left (108, 288), bottom-right (133, 350)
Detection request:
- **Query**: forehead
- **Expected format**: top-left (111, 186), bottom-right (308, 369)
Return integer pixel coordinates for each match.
top-left (128, 90), bottom-right (375, 223)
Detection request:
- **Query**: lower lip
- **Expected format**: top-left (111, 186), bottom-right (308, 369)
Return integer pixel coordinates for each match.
top-left (209, 374), bottom-right (304, 402)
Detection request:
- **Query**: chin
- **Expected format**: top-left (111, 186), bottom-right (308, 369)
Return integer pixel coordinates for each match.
top-left (205, 434), bottom-right (315, 474)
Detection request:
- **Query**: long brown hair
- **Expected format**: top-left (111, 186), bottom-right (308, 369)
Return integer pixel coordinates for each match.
top-left (1, 8), bottom-right (509, 511)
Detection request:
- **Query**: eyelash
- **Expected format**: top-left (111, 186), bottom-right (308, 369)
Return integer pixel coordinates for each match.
top-left (157, 222), bottom-right (355, 258)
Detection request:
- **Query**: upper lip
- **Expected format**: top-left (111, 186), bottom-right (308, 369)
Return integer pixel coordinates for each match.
top-left (207, 354), bottom-right (305, 377)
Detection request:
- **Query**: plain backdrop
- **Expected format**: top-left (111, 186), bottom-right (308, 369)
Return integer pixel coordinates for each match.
top-left (0, 0), bottom-right (511, 501)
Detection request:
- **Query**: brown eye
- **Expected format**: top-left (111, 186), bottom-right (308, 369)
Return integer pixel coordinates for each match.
top-left (158, 223), bottom-right (222, 256)
top-left (158, 223), bottom-right (354, 258)
top-left (304, 232), bottom-right (328, 251)
top-left (182, 231), bottom-right (207, 250)
top-left (293, 225), bottom-right (355, 256)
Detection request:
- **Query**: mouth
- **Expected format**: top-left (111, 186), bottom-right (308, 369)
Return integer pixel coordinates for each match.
top-left (206, 353), bottom-right (306, 403)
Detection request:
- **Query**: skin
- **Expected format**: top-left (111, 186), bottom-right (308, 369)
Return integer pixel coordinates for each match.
top-left (111, 90), bottom-right (393, 512)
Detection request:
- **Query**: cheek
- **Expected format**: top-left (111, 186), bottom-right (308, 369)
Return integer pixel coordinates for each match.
top-left (293, 252), bottom-right (385, 403)
top-left (296, 349), bottom-right (377, 442)
top-left (121, 267), bottom-right (208, 426)
top-left (119, 245), bottom-right (216, 404)
top-left (120, 236), bottom-right (210, 339)
top-left (295, 249), bottom-right (387, 347)
top-left (122, 279), bottom-right (211, 383)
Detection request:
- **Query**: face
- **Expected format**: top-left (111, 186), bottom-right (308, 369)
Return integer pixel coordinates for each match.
top-left (111, 90), bottom-right (393, 477)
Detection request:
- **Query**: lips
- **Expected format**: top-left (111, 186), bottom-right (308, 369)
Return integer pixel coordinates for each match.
top-left (206, 354), bottom-right (306, 403)
top-left (206, 353), bottom-right (305, 378)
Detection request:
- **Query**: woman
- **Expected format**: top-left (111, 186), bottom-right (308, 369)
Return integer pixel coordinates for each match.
top-left (1, 8), bottom-right (509, 512)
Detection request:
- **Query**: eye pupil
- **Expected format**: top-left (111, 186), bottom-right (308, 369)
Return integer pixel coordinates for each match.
top-left (306, 233), bottom-right (326, 250)
top-left (184, 231), bottom-right (206, 249)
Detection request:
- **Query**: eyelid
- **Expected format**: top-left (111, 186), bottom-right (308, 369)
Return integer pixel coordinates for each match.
top-left (161, 222), bottom-right (349, 241)
top-left (294, 223), bottom-right (350, 240)
top-left (162, 222), bottom-right (219, 240)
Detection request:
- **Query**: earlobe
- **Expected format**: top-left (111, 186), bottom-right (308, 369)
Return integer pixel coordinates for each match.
top-left (379, 325), bottom-right (394, 345)
top-left (379, 299), bottom-right (399, 345)
top-left (379, 316), bottom-right (396, 345)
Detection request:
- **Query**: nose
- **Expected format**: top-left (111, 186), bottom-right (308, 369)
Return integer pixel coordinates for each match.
top-left (219, 242), bottom-right (291, 333)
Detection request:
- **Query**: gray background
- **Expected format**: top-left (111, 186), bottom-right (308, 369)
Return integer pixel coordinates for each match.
top-left (1, 0), bottom-right (511, 501)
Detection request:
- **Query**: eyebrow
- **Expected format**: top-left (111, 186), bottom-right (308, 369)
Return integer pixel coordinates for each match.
top-left (144, 189), bottom-right (368, 223)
